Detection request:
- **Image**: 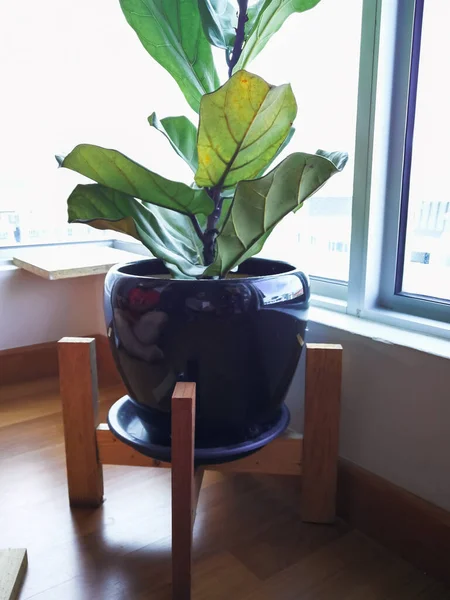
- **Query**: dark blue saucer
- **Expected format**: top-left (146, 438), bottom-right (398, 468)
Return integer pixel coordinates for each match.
top-left (107, 396), bottom-right (290, 465)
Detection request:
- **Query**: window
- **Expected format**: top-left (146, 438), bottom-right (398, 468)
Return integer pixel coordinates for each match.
top-left (373, 0), bottom-right (450, 326)
top-left (397, 0), bottom-right (450, 302)
top-left (299, 0), bottom-right (449, 331)
top-left (2, 0), bottom-right (449, 332)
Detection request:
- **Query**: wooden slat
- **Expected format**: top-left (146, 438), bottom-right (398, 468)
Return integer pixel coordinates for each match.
top-left (96, 425), bottom-right (302, 475)
top-left (96, 424), bottom-right (171, 468)
top-left (207, 430), bottom-right (303, 475)
top-left (0, 549), bottom-right (27, 600)
top-left (58, 337), bottom-right (104, 507)
top-left (12, 246), bottom-right (144, 280)
top-left (301, 343), bottom-right (342, 523)
top-left (171, 382), bottom-right (197, 600)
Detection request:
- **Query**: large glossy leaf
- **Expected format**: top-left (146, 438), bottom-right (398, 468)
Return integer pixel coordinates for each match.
top-left (67, 184), bottom-right (205, 278)
top-left (57, 144), bottom-right (214, 216)
top-left (255, 126), bottom-right (295, 178)
top-left (216, 128), bottom-right (296, 199)
top-left (198, 0), bottom-right (236, 49)
top-left (148, 113), bottom-right (198, 174)
top-left (237, 0), bottom-right (322, 70)
top-left (119, 0), bottom-right (219, 112)
top-left (195, 70), bottom-right (297, 188)
top-left (206, 150), bottom-right (348, 276)
top-left (245, 0), bottom-right (265, 34)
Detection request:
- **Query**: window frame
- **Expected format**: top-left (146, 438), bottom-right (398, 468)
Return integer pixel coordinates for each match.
top-left (374, 0), bottom-right (450, 323)
top-left (308, 0), bottom-right (380, 307)
top-left (322, 0), bottom-right (450, 332)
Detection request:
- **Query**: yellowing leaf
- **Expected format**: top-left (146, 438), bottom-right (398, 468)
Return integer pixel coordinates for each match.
top-left (195, 70), bottom-right (297, 188)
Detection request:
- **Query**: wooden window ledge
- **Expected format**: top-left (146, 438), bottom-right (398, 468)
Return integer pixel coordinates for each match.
top-left (12, 246), bottom-right (144, 280)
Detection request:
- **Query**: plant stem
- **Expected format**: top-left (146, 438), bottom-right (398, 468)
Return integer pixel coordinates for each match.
top-left (201, 1), bottom-right (249, 268)
top-left (228, 0), bottom-right (249, 77)
top-left (203, 188), bottom-right (223, 265)
top-left (189, 214), bottom-right (205, 242)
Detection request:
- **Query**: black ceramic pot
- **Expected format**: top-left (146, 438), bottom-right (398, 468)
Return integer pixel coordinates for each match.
top-left (104, 258), bottom-right (309, 447)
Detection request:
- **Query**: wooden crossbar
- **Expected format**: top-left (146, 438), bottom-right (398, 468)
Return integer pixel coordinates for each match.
top-left (96, 425), bottom-right (303, 476)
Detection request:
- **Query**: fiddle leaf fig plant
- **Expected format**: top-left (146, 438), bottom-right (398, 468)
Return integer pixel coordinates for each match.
top-left (58, 0), bottom-right (348, 279)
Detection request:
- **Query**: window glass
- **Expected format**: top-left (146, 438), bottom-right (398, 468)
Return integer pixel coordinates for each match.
top-left (0, 0), bottom-right (193, 246)
top-left (400, 0), bottom-right (450, 301)
top-left (255, 0), bottom-right (362, 281)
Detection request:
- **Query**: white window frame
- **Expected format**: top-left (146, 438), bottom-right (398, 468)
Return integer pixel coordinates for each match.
top-left (308, 0), bottom-right (379, 312)
top-left (313, 0), bottom-right (450, 338)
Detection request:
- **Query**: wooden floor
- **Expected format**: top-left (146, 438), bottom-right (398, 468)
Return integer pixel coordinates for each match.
top-left (0, 378), bottom-right (448, 600)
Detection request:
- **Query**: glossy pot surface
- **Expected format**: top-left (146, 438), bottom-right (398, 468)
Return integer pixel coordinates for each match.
top-left (104, 258), bottom-right (309, 445)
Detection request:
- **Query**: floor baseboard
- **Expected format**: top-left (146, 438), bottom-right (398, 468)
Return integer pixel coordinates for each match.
top-left (0, 334), bottom-right (122, 388)
top-left (338, 459), bottom-right (450, 585)
top-left (0, 341), bottom-right (59, 387)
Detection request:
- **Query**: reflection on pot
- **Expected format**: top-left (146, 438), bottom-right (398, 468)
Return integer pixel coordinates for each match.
top-left (113, 308), bottom-right (167, 362)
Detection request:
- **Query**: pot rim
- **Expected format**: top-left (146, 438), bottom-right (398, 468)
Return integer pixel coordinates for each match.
top-left (110, 257), bottom-right (303, 283)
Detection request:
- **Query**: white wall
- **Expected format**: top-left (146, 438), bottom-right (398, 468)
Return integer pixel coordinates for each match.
top-left (0, 267), bottom-right (105, 350)
top-left (286, 322), bottom-right (450, 513)
top-left (1, 269), bottom-right (449, 512)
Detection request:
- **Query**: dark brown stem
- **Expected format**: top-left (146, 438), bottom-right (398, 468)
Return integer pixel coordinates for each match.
top-left (203, 188), bottom-right (223, 265)
top-left (228, 0), bottom-right (249, 77)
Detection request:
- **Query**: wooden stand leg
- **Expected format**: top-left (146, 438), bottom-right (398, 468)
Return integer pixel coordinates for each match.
top-left (301, 343), bottom-right (342, 523)
top-left (171, 383), bottom-right (203, 600)
top-left (58, 337), bottom-right (104, 508)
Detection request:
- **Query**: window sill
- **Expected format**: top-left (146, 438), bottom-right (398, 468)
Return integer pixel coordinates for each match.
top-left (0, 241), bottom-right (145, 280)
top-left (309, 303), bottom-right (450, 360)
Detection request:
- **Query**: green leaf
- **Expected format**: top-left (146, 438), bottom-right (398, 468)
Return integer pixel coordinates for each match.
top-left (195, 70), bottom-right (297, 189)
top-left (246, 0), bottom-right (265, 34)
top-left (206, 150), bottom-right (348, 277)
top-left (255, 126), bottom-right (295, 178)
top-left (315, 149), bottom-right (349, 171)
top-left (58, 144), bottom-right (214, 216)
top-left (67, 184), bottom-right (205, 278)
top-left (148, 113), bottom-right (198, 174)
top-left (237, 0), bottom-right (322, 70)
top-left (214, 128), bottom-right (296, 202)
top-left (119, 0), bottom-right (220, 112)
top-left (198, 0), bottom-right (237, 49)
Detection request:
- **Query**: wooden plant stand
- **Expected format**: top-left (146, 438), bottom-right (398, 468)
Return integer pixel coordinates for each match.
top-left (58, 338), bottom-right (342, 600)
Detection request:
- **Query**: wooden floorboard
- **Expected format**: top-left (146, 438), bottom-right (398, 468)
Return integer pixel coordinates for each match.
top-left (0, 378), bottom-right (447, 600)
